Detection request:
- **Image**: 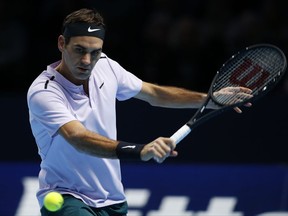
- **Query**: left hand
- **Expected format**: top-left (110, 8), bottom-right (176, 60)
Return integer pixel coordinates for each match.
top-left (211, 86), bottom-right (253, 113)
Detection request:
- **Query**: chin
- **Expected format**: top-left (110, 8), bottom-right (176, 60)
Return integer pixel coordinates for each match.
top-left (75, 72), bottom-right (91, 80)
top-left (77, 75), bottom-right (90, 81)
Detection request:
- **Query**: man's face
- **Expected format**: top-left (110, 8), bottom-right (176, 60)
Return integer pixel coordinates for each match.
top-left (62, 36), bottom-right (103, 81)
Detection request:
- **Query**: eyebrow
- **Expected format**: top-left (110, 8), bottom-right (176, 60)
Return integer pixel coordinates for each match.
top-left (74, 45), bottom-right (102, 53)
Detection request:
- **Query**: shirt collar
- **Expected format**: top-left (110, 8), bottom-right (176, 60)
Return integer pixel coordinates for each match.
top-left (47, 61), bottom-right (87, 94)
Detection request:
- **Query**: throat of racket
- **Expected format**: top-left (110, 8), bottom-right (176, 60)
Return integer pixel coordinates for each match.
top-left (171, 96), bottom-right (213, 144)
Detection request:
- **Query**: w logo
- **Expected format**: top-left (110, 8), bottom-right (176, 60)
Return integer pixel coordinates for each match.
top-left (229, 58), bottom-right (270, 90)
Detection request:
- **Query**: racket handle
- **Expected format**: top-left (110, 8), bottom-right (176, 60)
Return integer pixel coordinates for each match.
top-left (170, 124), bottom-right (192, 145)
top-left (154, 124), bottom-right (191, 163)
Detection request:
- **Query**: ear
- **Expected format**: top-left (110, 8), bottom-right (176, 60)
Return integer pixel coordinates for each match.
top-left (58, 35), bottom-right (65, 52)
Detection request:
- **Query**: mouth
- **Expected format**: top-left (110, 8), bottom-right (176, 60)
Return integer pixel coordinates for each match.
top-left (77, 67), bottom-right (90, 73)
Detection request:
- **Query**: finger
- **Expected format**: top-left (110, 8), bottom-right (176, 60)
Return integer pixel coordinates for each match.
top-left (238, 87), bottom-right (253, 93)
top-left (233, 106), bottom-right (242, 113)
top-left (154, 150), bottom-right (177, 163)
top-left (244, 102), bottom-right (252, 107)
top-left (154, 156), bottom-right (165, 163)
top-left (169, 150), bottom-right (178, 157)
top-left (154, 150), bottom-right (178, 163)
top-left (159, 138), bottom-right (176, 151)
top-left (153, 141), bottom-right (168, 157)
top-left (153, 143), bottom-right (172, 161)
top-left (236, 92), bottom-right (253, 99)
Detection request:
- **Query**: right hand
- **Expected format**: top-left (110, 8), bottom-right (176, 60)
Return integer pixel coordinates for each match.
top-left (140, 137), bottom-right (178, 163)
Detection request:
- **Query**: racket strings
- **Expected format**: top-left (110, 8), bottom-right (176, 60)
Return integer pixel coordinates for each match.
top-left (212, 46), bottom-right (286, 105)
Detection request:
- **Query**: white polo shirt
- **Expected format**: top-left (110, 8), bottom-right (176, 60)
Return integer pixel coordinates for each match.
top-left (27, 53), bottom-right (142, 208)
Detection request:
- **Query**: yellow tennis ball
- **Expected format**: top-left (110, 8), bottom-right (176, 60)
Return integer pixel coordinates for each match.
top-left (43, 191), bottom-right (64, 212)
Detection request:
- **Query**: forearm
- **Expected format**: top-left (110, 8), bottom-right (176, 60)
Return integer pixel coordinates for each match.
top-left (153, 86), bottom-right (207, 108)
top-left (71, 130), bottom-right (119, 158)
top-left (59, 120), bottom-right (146, 160)
top-left (59, 121), bottom-right (176, 162)
top-left (59, 121), bottom-right (119, 158)
top-left (136, 82), bottom-right (207, 108)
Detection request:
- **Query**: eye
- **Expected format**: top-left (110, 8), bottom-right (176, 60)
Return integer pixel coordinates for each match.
top-left (91, 50), bottom-right (102, 58)
top-left (74, 47), bottom-right (85, 54)
top-left (91, 49), bottom-right (101, 58)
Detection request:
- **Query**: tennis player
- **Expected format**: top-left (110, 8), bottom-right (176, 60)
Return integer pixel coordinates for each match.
top-left (27, 8), bottom-right (251, 216)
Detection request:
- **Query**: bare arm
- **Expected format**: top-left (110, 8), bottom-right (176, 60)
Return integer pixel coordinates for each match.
top-left (134, 82), bottom-right (207, 108)
top-left (135, 82), bottom-right (252, 112)
top-left (58, 120), bottom-right (119, 158)
top-left (58, 81), bottom-right (250, 162)
top-left (58, 120), bottom-right (177, 162)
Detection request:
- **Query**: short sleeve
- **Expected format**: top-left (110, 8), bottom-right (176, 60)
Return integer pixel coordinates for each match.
top-left (28, 85), bottom-right (76, 137)
top-left (104, 56), bottom-right (143, 101)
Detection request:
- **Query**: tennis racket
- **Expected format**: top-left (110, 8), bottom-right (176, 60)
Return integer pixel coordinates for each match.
top-left (171, 43), bottom-right (287, 145)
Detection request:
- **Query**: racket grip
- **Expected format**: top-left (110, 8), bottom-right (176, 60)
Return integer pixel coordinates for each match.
top-left (153, 124), bottom-right (191, 163)
top-left (170, 124), bottom-right (192, 145)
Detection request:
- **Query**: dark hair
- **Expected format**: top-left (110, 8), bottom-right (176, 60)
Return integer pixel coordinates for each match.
top-left (62, 8), bottom-right (105, 43)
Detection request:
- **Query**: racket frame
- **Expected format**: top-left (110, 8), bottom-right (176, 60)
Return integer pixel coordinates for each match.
top-left (171, 43), bottom-right (287, 145)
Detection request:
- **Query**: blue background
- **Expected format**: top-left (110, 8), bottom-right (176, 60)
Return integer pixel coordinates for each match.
top-left (1, 162), bottom-right (288, 216)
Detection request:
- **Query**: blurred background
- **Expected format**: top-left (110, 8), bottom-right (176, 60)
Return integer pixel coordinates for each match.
top-left (1, 0), bottom-right (288, 163)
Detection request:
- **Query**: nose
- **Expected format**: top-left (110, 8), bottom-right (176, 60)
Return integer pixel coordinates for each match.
top-left (81, 53), bottom-right (91, 65)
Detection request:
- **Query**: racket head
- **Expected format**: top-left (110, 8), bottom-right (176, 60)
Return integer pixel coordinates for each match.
top-left (210, 44), bottom-right (287, 107)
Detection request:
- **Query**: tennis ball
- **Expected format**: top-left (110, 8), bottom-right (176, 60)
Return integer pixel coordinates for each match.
top-left (43, 191), bottom-right (64, 212)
